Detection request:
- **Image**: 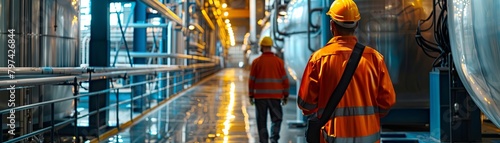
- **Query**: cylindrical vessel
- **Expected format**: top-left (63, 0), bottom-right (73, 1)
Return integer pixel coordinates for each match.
top-left (282, 0), bottom-right (322, 85)
top-left (0, 0), bottom-right (80, 131)
top-left (353, 0), bottom-right (435, 108)
top-left (448, 0), bottom-right (500, 127)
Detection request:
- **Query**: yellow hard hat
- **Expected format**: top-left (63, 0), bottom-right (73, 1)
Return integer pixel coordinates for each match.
top-left (326, 0), bottom-right (361, 28)
top-left (260, 36), bottom-right (273, 47)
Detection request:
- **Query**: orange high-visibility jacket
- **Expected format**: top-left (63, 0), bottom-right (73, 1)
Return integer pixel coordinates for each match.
top-left (298, 36), bottom-right (396, 143)
top-left (249, 52), bottom-right (290, 99)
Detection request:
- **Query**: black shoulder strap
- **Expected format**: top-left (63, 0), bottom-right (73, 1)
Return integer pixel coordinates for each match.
top-left (318, 42), bottom-right (366, 125)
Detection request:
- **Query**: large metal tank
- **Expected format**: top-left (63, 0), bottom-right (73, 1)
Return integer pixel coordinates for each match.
top-left (0, 0), bottom-right (80, 132)
top-left (448, 0), bottom-right (500, 127)
top-left (351, 0), bottom-right (435, 108)
top-left (281, 0), bottom-right (322, 85)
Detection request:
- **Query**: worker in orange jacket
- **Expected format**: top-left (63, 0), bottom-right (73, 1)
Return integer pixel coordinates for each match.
top-left (249, 36), bottom-right (290, 143)
top-left (297, 0), bottom-right (396, 142)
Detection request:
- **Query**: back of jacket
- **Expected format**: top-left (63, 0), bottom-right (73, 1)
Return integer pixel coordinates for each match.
top-left (298, 36), bottom-right (396, 143)
top-left (249, 52), bottom-right (290, 99)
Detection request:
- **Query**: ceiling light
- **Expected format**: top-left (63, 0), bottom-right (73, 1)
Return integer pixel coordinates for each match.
top-left (188, 25), bottom-right (195, 30)
top-left (225, 19), bottom-right (230, 23)
top-left (278, 5), bottom-right (287, 16)
top-left (222, 3), bottom-right (227, 8)
top-left (279, 11), bottom-right (287, 16)
top-left (224, 12), bottom-right (229, 17)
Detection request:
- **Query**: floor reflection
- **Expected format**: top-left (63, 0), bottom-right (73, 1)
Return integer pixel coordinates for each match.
top-left (101, 68), bottom-right (307, 143)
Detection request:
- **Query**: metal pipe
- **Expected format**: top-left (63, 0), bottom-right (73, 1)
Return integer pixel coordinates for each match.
top-left (166, 21), bottom-right (173, 98)
top-left (172, 23), bottom-right (179, 65)
top-left (184, 0), bottom-right (191, 65)
top-left (191, 23), bottom-right (205, 33)
top-left (110, 23), bottom-right (168, 28)
top-left (167, 22), bottom-right (173, 65)
top-left (112, 52), bottom-right (216, 62)
top-left (190, 42), bottom-right (204, 49)
top-left (272, 0), bottom-right (287, 38)
top-left (0, 63), bottom-right (217, 88)
top-left (140, 0), bottom-right (183, 25)
top-left (157, 20), bottom-right (166, 99)
top-left (0, 66), bottom-right (180, 75)
top-left (250, 0), bottom-right (257, 53)
top-left (307, 0), bottom-right (313, 52)
top-left (201, 10), bottom-right (215, 30)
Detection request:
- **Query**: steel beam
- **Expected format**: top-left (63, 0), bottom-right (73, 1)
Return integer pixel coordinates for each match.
top-left (89, 0), bottom-right (110, 135)
top-left (321, 0), bottom-right (334, 45)
top-left (133, 0), bottom-right (148, 112)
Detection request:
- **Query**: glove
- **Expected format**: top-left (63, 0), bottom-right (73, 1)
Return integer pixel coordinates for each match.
top-left (281, 97), bottom-right (288, 106)
top-left (249, 97), bottom-right (255, 105)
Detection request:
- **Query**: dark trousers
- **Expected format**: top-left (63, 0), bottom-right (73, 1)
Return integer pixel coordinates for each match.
top-left (255, 99), bottom-right (283, 143)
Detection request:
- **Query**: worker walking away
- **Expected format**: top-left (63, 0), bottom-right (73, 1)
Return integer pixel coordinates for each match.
top-left (297, 0), bottom-right (396, 143)
top-left (249, 36), bottom-right (290, 143)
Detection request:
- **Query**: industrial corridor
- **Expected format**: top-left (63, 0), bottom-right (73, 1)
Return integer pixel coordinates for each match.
top-left (2, 0), bottom-right (500, 143)
top-left (99, 68), bottom-right (307, 143)
top-left (90, 68), bottom-right (500, 143)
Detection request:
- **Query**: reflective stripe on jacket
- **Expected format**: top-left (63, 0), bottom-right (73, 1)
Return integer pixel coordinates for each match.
top-left (249, 52), bottom-right (290, 99)
top-left (298, 36), bottom-right (396, 143)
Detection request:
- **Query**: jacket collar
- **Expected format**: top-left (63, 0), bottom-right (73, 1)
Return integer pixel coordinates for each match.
top-left (262, 52), bottom-right (274, 55)
top-left (325, 36), bottom-right (358, 46)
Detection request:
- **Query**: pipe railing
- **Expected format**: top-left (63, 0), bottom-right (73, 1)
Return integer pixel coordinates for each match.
top-left (112, 52), bottom-right (217, 63)
top-left (0, 63), bottom-right (216, 88)
top-left (189, 42), bottom-right (205, 50)
top-left (191, 23), bottom-right (205, 33)
top-left (201, 10), bottom-right (216, 30)
top-left (140, 0), bottom-right (183, 25)
top-left (0, 62), bottom-right (220, 143)
top-left (0, 66), bottom-right (177, 75)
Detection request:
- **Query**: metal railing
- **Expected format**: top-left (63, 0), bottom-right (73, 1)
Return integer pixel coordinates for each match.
top-left (0, 59), bottom-right (220, 143)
